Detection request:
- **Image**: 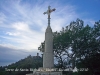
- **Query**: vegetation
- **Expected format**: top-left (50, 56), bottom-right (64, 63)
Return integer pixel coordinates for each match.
top-left (38, 19), bottom-right (100, 75)
top-left (0, 55), bottom-right (43, 75)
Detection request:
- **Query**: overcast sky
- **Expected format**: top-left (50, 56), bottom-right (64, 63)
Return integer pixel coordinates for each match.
top-left (0, 0), bottom-right (100, 66)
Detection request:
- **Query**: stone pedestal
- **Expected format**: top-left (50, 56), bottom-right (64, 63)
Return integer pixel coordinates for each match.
top-left (26, 71), bottom-right (62, 75)
top-left (26, 68), bottom-right (62, 75)
top-left (35, 71), bottom-right (62, 75)
top-left (43, 25), bottom-right (54, 68)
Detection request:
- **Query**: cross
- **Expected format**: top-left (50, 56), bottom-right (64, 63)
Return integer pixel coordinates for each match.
top-left (43, 6), bottom-right (56, 19)
top-left (43, 6), bottom-right (56, 26)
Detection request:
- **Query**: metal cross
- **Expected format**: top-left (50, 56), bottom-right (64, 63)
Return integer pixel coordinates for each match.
top-left (43, 6), bottom-right (56, 19)
top-left (43, 6), bottom-right (56, 26)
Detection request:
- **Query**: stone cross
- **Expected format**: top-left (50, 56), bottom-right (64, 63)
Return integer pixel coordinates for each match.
top-left (43, 6), bottom-right (56, 26)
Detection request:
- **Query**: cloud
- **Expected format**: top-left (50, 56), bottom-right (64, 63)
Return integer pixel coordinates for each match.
top-left (0, 12), bottom-right (6, 24)
top-left (6, 32), bottom-right (20, 36)
top-left (12, 22), bottom-right (30, 31)
top-left (84, 19), bottom-right (96, 26)
top-left (0, 45), bottom-right (41, 66)
top-left (3, 21), bottom-right (45, 50)
top-left (0, 0), bottom-right (79, 51)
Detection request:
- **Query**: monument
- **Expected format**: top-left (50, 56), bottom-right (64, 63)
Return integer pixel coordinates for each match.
top-left (26, 6), bottom-right (62, 75)
top-left (43, 6), bottom-right (55, 68)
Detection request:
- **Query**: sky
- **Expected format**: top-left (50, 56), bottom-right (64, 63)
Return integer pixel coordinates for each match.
top-left (0, 0), bottom-right (100, 66)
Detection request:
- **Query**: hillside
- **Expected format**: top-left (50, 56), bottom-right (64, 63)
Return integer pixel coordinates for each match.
top-left (0, 55), bottom-right (43, 75)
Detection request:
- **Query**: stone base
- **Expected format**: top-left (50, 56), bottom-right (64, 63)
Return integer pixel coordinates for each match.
top-left (26, 71), bottom-right (62, 75)
top-left (36, 71), bottom-right (62, 75)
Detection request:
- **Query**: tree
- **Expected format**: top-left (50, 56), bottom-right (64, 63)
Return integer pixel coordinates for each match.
top-left (38, 19), bottom-right (84, 69)
top-left (38, 19), bottom-right (100, 75)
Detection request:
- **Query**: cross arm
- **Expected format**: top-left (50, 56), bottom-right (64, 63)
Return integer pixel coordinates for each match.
top-left (43, 12), bottom-right (47, 15)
